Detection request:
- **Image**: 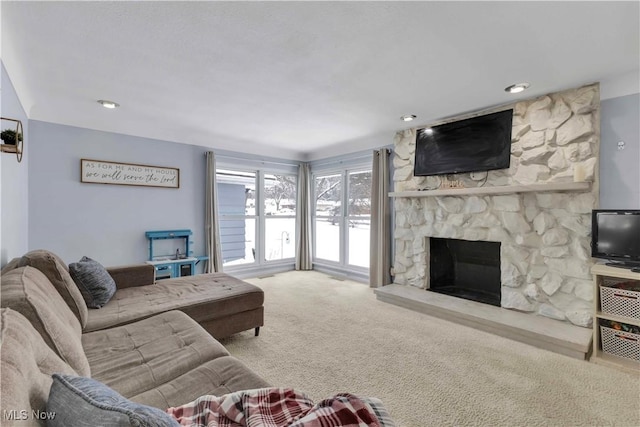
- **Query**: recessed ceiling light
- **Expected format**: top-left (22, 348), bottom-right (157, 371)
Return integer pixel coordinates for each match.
top-left (401, 114), bottom-right (416, 122)
top-left (97, 99), bottom-right (120, 109)
top-left (504, 82), bottom-right (530, 94)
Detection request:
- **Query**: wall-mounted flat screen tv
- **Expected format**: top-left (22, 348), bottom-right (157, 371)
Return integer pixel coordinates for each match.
top-left (414, 109), bottom-right (513, 176)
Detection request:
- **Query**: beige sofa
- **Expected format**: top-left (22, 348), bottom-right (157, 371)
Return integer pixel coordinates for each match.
top-left (0, 264), bottom-right (270, 426)
top-left (5, 250), bottom-right (264, 339)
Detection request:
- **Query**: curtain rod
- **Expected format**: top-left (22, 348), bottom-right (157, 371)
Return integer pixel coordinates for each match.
top-left (204, 152), bottom-right (300, 167)
top-left (310, 151), bottom-right (377, 167)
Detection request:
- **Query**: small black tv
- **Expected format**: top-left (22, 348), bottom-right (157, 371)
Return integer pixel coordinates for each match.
top-left (414, 109), bottom-right (513, 176)
top-left (591, 210), bottom-right (640, 269)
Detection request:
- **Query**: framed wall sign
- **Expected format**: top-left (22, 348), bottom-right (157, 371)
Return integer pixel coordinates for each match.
top-left (80, 159), bottom-right (180, 188)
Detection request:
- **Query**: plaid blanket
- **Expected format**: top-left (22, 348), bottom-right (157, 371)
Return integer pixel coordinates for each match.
top-left (166, 388), bottom-right (395, 427)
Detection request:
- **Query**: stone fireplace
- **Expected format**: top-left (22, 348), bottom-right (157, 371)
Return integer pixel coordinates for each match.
top-left (429, 238), bottom-right (501, 307)
top-left (390, 83), bottom-right (600, 329)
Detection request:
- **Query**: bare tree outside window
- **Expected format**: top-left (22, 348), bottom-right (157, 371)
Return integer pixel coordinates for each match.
top-left (264, 174), bottom-right (297, 214)
top-left (348, 171), bottom-right (371, 268)
top-left (348, 171), bottom-right (372, 216)
top-left (315, 174), bottom-right (342, 221)
top-left (315, 176), bottom-right (341, 203)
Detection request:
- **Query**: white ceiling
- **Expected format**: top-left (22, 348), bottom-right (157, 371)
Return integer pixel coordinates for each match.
top-left (2, 1), bottom-right (638, 161)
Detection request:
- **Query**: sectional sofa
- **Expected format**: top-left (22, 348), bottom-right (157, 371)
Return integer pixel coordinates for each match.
top-left (0, 250), bottom-right (270, 425)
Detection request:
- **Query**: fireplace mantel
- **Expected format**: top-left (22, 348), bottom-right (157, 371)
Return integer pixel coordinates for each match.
top-left (389, 181), bottom-right (590, 198)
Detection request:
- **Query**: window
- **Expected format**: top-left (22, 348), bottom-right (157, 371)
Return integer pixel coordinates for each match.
top-left (314, 174), bottom-right (342, 262)
top-left (264, 174), bottom-right (297, 261)
top-left (312, 165), bottom-right (372, 272)
top-left (217, 169), bottom-right (256, 266)
top-left (216, 165), bottom-right (298, 270)
top-left (347, 170), bottom-right (371, 268)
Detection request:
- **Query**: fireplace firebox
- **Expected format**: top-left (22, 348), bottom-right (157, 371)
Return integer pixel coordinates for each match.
top-left (429, 238), bottom-right (501, 306)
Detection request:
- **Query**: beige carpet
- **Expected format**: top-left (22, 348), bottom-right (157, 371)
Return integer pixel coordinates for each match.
top-left (219, 271), bottom-right (640, 427)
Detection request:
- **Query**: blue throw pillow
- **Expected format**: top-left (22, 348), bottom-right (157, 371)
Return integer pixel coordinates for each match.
top-left (69, 256), bottom-right (116, 308)
top-left (47, 374), bottom-right (179, 427)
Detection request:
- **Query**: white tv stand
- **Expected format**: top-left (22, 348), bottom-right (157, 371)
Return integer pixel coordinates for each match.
top-left (591, 263), bottom-right (640, 372)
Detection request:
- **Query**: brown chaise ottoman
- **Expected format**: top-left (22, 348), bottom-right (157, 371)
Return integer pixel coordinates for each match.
top-left (88, 267), bottom-right (265, 339)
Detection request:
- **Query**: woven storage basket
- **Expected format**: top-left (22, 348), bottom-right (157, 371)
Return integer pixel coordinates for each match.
top-left (600, 282), bottom-right (640, 320)
top-left (600, 326), bottom-right (640, 362)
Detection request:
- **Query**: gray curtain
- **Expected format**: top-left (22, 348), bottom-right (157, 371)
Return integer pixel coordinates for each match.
top-left (369, 149), bottom-right (391, 287)
top-left (205, 151), bottom-right (223, 273)
top-left (295, 163), bottom-right (313, 270)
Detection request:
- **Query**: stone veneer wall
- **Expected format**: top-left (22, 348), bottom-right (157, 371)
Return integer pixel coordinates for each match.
top-left (392, 83), bottom-right (600, 327)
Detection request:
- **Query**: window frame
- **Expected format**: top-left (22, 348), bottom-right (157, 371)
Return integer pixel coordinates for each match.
top-left (216, 167), bottom-right (259, 268)
top-left (346, 168), bottom-right (372, 269)
top-left (216, 160), bottom-right (298, 275)
top-left (311, 155), bottom-right (372, 277)
top-left (262, 172), bottom-right (298, 263)
top-left (313, 171), bottom-right (344, 264)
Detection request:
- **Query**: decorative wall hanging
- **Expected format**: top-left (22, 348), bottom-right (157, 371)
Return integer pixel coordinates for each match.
top-left (1, 117), bottom-right (24, 162)
top-left (80, 159), bottom-right (180, 188)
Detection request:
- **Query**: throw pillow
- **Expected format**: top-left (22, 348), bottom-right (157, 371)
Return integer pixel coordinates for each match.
top-left (18, 249), bottom-right (89, 327)
top-left (68, 256), bottom-right (116, 308)
top-left (47, 374), bottom-right (180, 427)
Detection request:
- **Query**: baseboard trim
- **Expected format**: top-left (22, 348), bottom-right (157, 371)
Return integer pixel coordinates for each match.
top-left (225, 263), bottom-right (295, 279)
top-left (312, 263), bottom-right (368, 284)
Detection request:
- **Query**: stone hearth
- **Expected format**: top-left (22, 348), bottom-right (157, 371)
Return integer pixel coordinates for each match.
top-left (390, 83), bottom-right (600, 329)
top-left (374, 284), bottom-right (593, 359)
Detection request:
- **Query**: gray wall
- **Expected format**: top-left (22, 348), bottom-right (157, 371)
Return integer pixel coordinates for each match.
top-left (599, 93), bottom-right (640, 208)
top-left (28, 120), bottom-right (206, 266)
top-left (1, 63), bottom-right (30, 265)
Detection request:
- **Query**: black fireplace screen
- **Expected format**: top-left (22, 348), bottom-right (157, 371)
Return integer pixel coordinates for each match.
top-left (429, 238), bottom-right (501, 307)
